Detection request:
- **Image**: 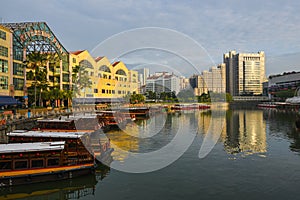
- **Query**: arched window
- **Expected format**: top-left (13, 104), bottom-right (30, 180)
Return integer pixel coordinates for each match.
top-left (99, 65), bottom-right (111, 73)
top-left (79, 60), bottom-right (93, 69)
top-left (116, 69), bottom-right (126, 76)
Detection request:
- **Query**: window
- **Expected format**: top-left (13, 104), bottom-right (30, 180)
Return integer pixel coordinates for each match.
top-left (0, 30), bottom-right (6, 40)
top-left (63, 74), bottom-right (69, 82)
top-left (94, 89), bottom-right (98, 93)
top-left (116, 69), bottom-right (126, 76)
top-left (72, 58), bottom-right (76, 63)
top-left (13, 78), bottom-right (24, 90)
top-left (13, 48), bottom-right (23, 61)
top-left (13, 62), bottom-right (24, 76)
top-left (102, 89), bottom-right (105, 94)
top-left (0, 59), bottom-right (8, 73)
top-left (0, 76), bottom-right (8, 89)
top-left (0, 46), bottom-right (8, 57)
top-left (0, 161), bottom-right (12, 170)
top-left (99, 65), bottom-right (111, 72)
top-left (15, 160), bottom-right (28, 169)
top-left (79, 60), bottom-right (93, 69)
top-left (31, 159), bottom-right (44, 168)
top-left (47, 158), bottom-right (59, 166)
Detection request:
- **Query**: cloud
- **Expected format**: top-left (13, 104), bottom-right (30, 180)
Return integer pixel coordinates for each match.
top-left (1, 0), bottom-right (300, 75)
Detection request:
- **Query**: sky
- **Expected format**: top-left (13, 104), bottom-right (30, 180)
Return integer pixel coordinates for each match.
top-left (1, 0), bottom-right (300, 76)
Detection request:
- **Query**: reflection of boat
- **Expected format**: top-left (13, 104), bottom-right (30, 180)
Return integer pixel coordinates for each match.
top-left (0, 164), bottom-right (110, 199)
top-left (171, 103), bottom-right (210, 111)
top-left (0, 141), bottom-right (95, 187)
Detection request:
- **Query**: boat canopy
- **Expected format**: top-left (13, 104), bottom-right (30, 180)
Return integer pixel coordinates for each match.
top-left (0, 141), bottom-right (65, 153)
top-left (7, 130), bottom-right (87, 139)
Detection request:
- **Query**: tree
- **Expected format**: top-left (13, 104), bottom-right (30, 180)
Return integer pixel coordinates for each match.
top-left (177, 89), bottom-right (196, 102)
top-left (72, 65), bottom-right (92, 97)
top-left (25, 52), bottom-right (48, 107)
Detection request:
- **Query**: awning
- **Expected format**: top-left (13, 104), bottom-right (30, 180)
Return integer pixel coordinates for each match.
top-left (0, 96), bottom-right (22, 107)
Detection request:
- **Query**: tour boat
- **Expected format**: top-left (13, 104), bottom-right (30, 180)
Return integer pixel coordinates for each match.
top-left (0, 141), bottom-right (95, 187)
top-left (7, 130), bottom-right (113, 165)
top-left (96, 110), bottom-right (128, 130)
top-left (171, 103), bottom-right (211, 111)
top-left (257, 103), bottom-right (277, 109)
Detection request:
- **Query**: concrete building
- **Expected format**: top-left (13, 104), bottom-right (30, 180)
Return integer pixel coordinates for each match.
top-left (0, 22), bottom-right (69, 105)
top-left (136, 68), bottom-right (149, 86)
top-left (179, 76), bottom-right (190, 91)
top-left (268, 71), bottom-right (300, 101)
top-left (189, 64), bottom-right (226, 96)
top-left (223, 50), bottom-right (266, 96)
top-left (146, 72), bottom-right (180, 95)
top-left (70, 50), bottom-right (139, 98)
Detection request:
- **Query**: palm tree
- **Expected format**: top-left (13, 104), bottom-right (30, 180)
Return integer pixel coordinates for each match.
top-left (72, 65), bottom-right (92, 97)
top-left (25, 51), bottom-right (48, 108)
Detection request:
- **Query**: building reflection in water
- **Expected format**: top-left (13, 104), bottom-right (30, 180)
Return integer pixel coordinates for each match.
top-left (198, 109), bottom-right (267, 156)
top-left (0, 164), bottom-right (110, 200)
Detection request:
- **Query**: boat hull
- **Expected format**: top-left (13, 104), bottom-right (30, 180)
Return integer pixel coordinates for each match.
top-left (0, 164), bottom-right (95, 187)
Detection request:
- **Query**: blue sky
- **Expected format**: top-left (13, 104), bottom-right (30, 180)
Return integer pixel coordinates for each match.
top-left (1, 0), bottom-right (300, 76)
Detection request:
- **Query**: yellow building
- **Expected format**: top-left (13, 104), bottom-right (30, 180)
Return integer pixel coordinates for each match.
top-left (70, 50), bottom-right (139, 99)
top-left (0, 25), bottom-right (12, 96)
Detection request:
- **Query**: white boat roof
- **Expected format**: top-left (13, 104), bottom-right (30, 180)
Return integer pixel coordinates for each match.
top-left (0, 141), bottom-right (65, 153)
top-left (8, 130), bottom-right (87, 139)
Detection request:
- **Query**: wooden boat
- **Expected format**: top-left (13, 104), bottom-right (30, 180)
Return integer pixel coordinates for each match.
top-left (257, 103), bottom-right (277, 109)
top-left (0, 164), bottom-right (110, 199)
top-left (0, 141), bottom-right (95, 187)
top-left (35, 115), bottom-right (104, 132)
top-left (171, 103), bottom-right (210, 111)
top-left (117, 107), bottom-right (151, 119)
top-left (7, 130), bottom-right (113, 166)
top-left (96, 110), bottom-right (128, 130)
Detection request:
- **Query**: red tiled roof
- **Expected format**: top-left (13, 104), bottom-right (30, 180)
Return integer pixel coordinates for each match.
top-left (112, 61), bottom-right (120, 66)
top-left (70, 50), bottom-right (84, 55)
top-left (95, 56), bottom-right (104, 62)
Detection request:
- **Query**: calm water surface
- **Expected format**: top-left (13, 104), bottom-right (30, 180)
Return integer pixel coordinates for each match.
top-left (1, 109), bottom-right (300, 200)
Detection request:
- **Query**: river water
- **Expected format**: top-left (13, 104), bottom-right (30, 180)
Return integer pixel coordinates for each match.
top-left (1, 108), bottom-right (300, 200)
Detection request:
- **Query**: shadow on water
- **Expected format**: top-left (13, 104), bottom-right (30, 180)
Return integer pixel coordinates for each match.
top-left (0, 164), bottom-right (110, 200)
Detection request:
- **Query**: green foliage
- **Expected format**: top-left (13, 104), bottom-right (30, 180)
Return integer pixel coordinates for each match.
top-left (274, 89), bottom-right (296, 98)
top-left (226, 93), bottom-right (233, 102)
top-left (177, 89), bottom-right (196, 102)
top-left (125, 93), bottom-right (146, 104)
top-left (72, 65), bottom-right (92, 97)
top-left (197, 93), bottom-right (211, 103)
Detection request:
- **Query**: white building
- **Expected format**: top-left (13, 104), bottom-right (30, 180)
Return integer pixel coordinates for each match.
top-left (146, 72), bottom-right (180, 95)
top-left (223, 50), bottom-right (266, 96)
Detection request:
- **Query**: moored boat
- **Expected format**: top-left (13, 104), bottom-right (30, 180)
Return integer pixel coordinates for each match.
top-left (7, 130), bottom-right (113, 166)
top-left (171, 103), bottom-right (210, 111)
top-left (0, 141), bottom-right (95, 187)
top-left (257, 103), bottom-right (277, 109)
